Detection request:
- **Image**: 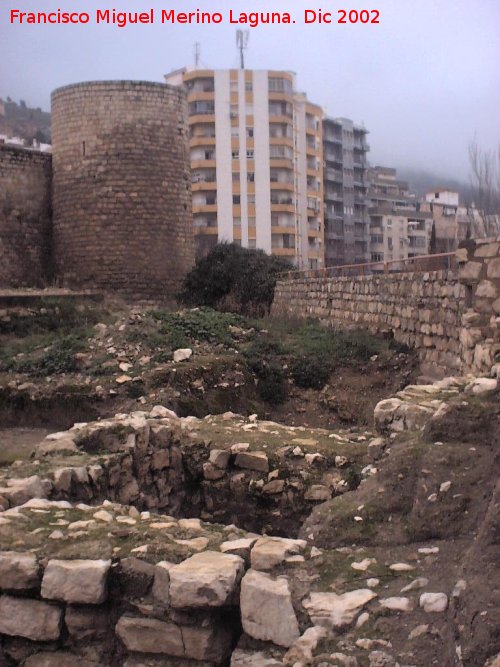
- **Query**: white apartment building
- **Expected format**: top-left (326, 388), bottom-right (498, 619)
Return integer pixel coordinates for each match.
top-left (165, 68), bottom-right (324, 268)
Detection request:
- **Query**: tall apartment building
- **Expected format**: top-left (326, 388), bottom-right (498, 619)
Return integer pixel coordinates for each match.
top-left (323, 117), bottom-right (370, 266)
top-left (165, 68), bottom-right (324, 269)
top-left (367, 167), bottom-right (432, 263)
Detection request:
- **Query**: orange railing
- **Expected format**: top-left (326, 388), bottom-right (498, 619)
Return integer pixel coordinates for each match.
top-left (280, 252), bottom-right (457, 280)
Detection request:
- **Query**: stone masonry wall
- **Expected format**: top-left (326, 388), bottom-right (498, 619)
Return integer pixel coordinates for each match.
top-left (0, 145), bottom-right (52, 288)
top-left (273, 269), bottom-right (465, 372)
top-left (51, 81), bottom-right (194, 302)
top-left (272, 238), bottom-right (500, 376)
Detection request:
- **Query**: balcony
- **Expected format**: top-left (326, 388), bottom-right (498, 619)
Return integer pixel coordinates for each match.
top-left (324, 191), bottom-right (343, 202)
top-left (325, 168), bottom-right (343, 183)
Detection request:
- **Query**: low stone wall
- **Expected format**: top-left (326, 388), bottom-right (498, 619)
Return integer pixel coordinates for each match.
top-left (272, 269), bottom-right (464, 372)
top-left (272, 238), bottom-right (500, 376)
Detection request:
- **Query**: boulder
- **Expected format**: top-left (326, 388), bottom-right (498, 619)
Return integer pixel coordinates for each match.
top-left (240, 570), bottom-right (300, 647)
top-left (169, 551), bottom-right (244, 608)
top-left (41, 559), bottom-right (111, 604)
top-left (374, 398), bottom-right (403, 430)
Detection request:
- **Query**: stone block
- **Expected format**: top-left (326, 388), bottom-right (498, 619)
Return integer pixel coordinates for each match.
top-left (0, 594), bottom-right (62, 640)
top-left (41, 559), bottom-right (111, 604)
top-left (240, 570), bottom-right (300, 647)
top-left (169, 551), bottom-right (244, 608)
top-left (487, 258), bottom-right (500, 279)
top-left (0, 551), bottom-right (39, 590)
top-left (234, 451), bottom-right (269, 472)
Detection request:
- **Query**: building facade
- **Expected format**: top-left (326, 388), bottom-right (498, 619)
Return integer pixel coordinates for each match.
top-left (323, 117), bottom-right (370, 266)
top-left (165, 68), bottom-right (324, 269)
top-left (367, 166), bottom-right (432, 264)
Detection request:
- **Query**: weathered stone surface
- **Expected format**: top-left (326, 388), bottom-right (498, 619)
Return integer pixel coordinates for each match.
top-left (220, 537), bottom-right (258, 560)
top-left (116, 615), bottom-right (233, 662)
top-left (23, 653), bottom-right (99, 667)
top-left (250, 536), bottom-right (306, 570)
top-left (303, 589), bottom-right (377, 628)
top-left (379, 597), bottom-right (413, 612)
top-left (419, 592), bottom-right (448, 612)
top-left (465, 377), bottom-right (498, 395)
top-left (231, 649), bottom-right (284, 666)
top-left (460, 261), bottom-right (483, 281)
top-left (169, 551), bottom-right (244, 608)
top-left (65, 605), bottom-right (109, 640)
top-left (283, 626), bottom-right (327, 666)
top-left (476, 280), bottom-right (498, 299)
top-left (487, 258), bottom-right (500, 279)
top-left (0, 475), bottom-right (49, 505)
top-left (0, 551), bottom-right (39, 590)
top-left (374, 398), bottom-right (403, 429)
top-left (0, 594), bottom-right (62, 640)
top-left (152, 560), bottom-right (174, 606)
top-left (209, 449), bottom-right (231, 469)
top-left (262, 479), bottom-right (285, 495)
top-left (474, 242), bottom-right (499, 258)
top-left (116, 615), bottom-right (184, 656)
top-left (41, 559), bottom-right (111, 604)
top-left (240, 570), bottom-right (300, 647)
top-left (173, 348), bottom-right (193, 362)
top-left (304, 484), bottom-right (332, 501)
top-left (234, 451), bottom-right (269, 472)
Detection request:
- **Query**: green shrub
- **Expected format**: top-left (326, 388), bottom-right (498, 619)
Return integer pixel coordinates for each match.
top-left (256, 363), bottom-right (288, 404)
top-left (290, 355), bottom-right (331, 390)
top-left (177, 243), bottom-right (291, 316)
top-left (5, 333), bottom-right (88, 376)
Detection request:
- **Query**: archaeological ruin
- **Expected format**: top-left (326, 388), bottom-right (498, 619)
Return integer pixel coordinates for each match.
top-left (0, 82), bottom-right (499, 667)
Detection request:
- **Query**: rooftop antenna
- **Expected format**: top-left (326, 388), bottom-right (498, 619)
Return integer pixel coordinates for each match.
top-left (236, 30), bottom-right (249, 69)
top-left (194, 42), bottom-right (200, 68)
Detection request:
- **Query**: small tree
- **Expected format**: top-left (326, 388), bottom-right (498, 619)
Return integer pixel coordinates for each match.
top-left (468, 139), bottom-right (500, 233)
top-left (178, 243), bottom-right (291, 316)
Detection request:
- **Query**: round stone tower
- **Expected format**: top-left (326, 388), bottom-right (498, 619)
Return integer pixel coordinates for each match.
top-left (51, 80), bottom-right (194, 301)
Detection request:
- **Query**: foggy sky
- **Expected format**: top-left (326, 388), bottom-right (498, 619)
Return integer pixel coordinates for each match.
top-left (1, 0), bottom-right (499, 181)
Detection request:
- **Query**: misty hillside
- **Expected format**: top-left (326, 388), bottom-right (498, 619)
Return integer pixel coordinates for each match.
top-left (0, 98), bottom-right (51, 144)
top-left (396, 166), bottom-right (473, 204)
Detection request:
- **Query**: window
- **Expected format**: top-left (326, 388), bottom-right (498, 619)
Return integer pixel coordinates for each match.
top-left (233, 217), bottom-right (241, 227)
top-left (246, 127), bottom-right (254, 138)
top-left (245, 81), bottom-right (253, 92)
top-left (233, 195), bottom-right (240, 205)
top-left (371, 253), bottom-right (384, 262)
top-left (232, 172), bottom-right (240, 182)
top-left (248, 239), bottom-right (256, 248)
top-left (246, 149), bottom-right (254, 159)
top-left (232, 149), bottom-right (239, 159)
top-left (247, 195), bottom-right (255, 205)
top-left (247, 172), bottom-right (255, 182)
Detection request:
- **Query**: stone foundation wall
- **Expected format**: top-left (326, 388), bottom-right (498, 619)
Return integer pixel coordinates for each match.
top-left (0, 146), bottom-right (52, 288)
top-left (272, 238), bottom-right (500, 376)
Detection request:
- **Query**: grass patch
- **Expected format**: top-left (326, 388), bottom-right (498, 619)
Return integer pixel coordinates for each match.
top-left (0, 330), bottom-right (90, 376)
